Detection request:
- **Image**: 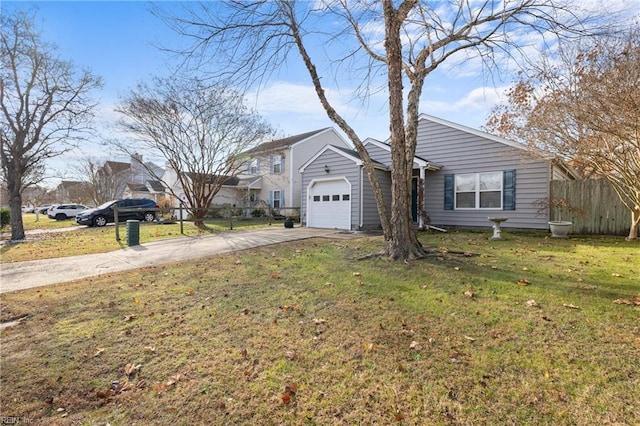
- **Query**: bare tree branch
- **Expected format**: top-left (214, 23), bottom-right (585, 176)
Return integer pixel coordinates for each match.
top-left (115, 76), bottom-right (274, 226)
top-left (487, 28), bottom-right (640, 239)
top-left (1, 8), bottom-right (102, 240)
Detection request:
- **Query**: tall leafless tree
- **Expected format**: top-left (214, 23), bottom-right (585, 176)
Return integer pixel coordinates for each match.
top-left (486, 28), bottom-right (640, 240)
top-left (71, 156), bottom-right (129, 206)
top-left (155, 0), bottom-right (617, 260)
top-left (0, 9), bottom-right (102, 240)
top-left (115, 76), bottom-right (274, 226)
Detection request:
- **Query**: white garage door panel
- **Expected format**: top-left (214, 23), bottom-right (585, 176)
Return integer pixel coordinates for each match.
top-left (308, 179), bottom-right (351, 230)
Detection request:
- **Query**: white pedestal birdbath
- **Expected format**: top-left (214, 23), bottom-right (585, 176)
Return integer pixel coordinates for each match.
top-left (488, 217), bottom-right (509, 240)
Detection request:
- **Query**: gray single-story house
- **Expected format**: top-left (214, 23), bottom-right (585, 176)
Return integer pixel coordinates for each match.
top-left (299, 114), bottom-right (577, 231)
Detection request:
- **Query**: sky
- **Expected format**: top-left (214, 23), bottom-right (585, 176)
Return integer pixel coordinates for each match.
top-left (4, 1), bottom-right (638, 188)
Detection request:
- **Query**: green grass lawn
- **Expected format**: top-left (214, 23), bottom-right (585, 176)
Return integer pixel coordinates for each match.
top-left (1, 231), bottom-right (638, 425)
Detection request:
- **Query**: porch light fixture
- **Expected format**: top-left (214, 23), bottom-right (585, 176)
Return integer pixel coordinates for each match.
top-left (324, 165), bottom-right (330, 173)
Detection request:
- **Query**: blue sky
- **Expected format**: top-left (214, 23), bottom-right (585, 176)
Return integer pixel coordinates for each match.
top-left (5, 1), bottom-right (637, 186)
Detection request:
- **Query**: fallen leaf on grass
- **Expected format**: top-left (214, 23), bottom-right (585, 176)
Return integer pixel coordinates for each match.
top-left (281, 382), bottom-right (298, 404)
top-left (281, 305), bottom-right (301, 314)
top-left (613, 295), bottom-right (640, 305)
top-left (96, 389), bottom-right (115, 399)
top-left (124, 363), bottom-right (142, 378)
top-left (153, 374), bottom-right (182, 395)
top-left (166, 374), bottom-right (182, 386)
top-left (517, 279), bottom-right (531, 286)
top-left (152, 382), bottom-right (169, 395)
top-left (364, 342), bottom-right (377, 352)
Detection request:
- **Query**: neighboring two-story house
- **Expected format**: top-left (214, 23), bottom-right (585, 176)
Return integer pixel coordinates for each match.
top-left (237, 128), bottom-right (351, 211)
top-left (160, 128), bottom-right (351, 213)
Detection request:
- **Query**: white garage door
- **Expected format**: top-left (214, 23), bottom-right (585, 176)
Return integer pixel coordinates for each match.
top-left (308, 179), bottom-right (351, 230)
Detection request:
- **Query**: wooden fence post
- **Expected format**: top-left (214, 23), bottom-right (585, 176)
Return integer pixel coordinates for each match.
top-left (114, 204), bottom-right (120, 241)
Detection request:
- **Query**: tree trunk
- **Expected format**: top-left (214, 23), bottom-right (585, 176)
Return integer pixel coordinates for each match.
top-left (383, 0), bottom-right (424, 260)
top-left (7, 171), bottom-right (26, 241)
top-left (283, 2), bottom-right (392, 241)
top-left (628, 207), bottom-right (639, 241)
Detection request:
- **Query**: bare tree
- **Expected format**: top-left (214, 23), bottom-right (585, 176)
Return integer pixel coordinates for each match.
top-left (486, 29), bottom-right (640, 240)
top-left (0, 9), bottom-right (102, 240)
top-left (156, 0), bottom-right (615, 260)
top-left (71, 156), bottom-right (129, 205)
top-left (115, 76), bottom-right (274, 226)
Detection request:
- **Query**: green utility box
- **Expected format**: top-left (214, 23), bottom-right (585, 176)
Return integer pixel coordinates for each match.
top-left (126, 220), bottom-right (140, 246)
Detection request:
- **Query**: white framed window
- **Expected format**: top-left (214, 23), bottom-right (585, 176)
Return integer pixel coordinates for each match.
top-left (455, 172), bottom-right (502, 209)
top-left (271, 155), bottom-right (283, 174)
top-left (249, 159), bottom-right (260, 175)
top-left (271, 190), bottom-right (283, 208)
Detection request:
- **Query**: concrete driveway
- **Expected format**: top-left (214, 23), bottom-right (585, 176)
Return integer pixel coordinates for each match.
top-left (0, 227), bottom-right (354, 293)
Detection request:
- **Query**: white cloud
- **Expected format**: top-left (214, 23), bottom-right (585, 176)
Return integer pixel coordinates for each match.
top-left (421, 85), bottom-right (510, 128)
top-left (246, 81), bottom-right (388, 137)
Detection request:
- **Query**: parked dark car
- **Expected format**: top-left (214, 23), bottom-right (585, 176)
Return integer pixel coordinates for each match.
top-left (76, 198), bottom-right (159, 227)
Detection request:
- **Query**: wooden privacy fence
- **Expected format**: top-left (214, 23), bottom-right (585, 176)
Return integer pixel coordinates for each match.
top-left (550, 179), bottom-right (630, 236)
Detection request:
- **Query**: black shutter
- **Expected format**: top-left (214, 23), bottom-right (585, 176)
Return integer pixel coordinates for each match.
top-left (444, 174), bottom-right (454, 210)
top-left (503, 169), bottom-right (516, 210)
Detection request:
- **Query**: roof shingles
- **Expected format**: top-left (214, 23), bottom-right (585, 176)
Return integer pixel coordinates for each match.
top-left (245, 128), bottom-right (330, 155)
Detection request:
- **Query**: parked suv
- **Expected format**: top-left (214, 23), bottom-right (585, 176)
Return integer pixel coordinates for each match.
top-left (76, 199), bottom-right (159, 227)
top-left (47, 204), bottom-right (89, 220)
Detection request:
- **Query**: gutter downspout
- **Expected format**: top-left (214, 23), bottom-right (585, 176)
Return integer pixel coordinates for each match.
top-left (359, 166), bottom-right (364, 230)
top-left (289, 146), bottom-right (294, 208)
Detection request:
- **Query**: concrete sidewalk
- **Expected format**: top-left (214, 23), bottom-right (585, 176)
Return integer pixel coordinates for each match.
top-left (0, 227), bottom-right (351, 294)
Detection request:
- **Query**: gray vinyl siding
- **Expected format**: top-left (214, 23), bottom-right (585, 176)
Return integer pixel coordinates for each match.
top-left (290, 129), bottom-right (351, 207)
top-left (417, 119), bottom-right (551, 229)
top-left (300, 149), bottom-right (361, 230)
top-left (363, 142), bottom-right (392, 166)
top-left (361, 168), bottom-right (392, 229)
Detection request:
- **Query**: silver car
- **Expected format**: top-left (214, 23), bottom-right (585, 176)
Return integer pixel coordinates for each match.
top-left (47, 204), bottom-right (89, 220)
